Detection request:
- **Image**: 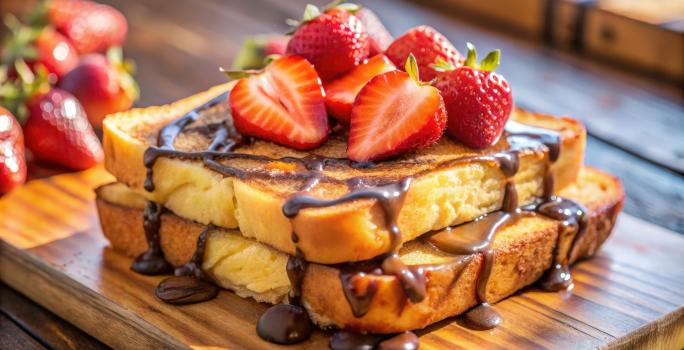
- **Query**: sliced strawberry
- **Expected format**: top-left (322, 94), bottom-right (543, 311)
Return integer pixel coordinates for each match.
top-left (324, 54), bottom-right (396, 123)
top-left (348, 56), bottom-right (446, 162)
top-left (229, 55), bottom-right (328, 150)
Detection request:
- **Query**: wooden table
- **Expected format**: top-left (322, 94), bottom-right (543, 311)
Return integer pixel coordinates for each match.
top-left (1, 0), bottom-right (683, 348)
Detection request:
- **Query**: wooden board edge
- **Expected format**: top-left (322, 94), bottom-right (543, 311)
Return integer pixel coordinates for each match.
top-left (604, 306), bottom-right (684, 350)
top-left (0, 239), bottom-right (188, 350)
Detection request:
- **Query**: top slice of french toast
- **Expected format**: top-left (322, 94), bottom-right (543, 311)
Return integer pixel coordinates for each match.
top-left (103, 82), bottom-right (586, 264)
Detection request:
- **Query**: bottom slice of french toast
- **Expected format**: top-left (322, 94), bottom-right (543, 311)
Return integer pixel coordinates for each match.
top-left (96, 167), bottom-right (623, 332)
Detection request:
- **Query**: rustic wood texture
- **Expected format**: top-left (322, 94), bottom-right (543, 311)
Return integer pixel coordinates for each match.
top-left (0, 284), bottom-right (109, 350)
top-left (1, 167), bottom-right (683, 350)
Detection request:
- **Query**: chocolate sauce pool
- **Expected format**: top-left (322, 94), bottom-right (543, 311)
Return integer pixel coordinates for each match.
top-left (129, 92), bottom-right (593, 347)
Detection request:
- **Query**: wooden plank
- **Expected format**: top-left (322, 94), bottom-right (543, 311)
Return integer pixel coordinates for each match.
top-left (584, 136), bottom-right (684, 234)
top-left (0, 168), bottom-right (683, 350)
top-left (0, 314), bottom-right (48, 350)
top-left (0, 284), bottom-right (109, 350)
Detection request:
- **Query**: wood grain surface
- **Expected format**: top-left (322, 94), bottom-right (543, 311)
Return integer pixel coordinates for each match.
top-left (1, 166), bottom-right (683, 350)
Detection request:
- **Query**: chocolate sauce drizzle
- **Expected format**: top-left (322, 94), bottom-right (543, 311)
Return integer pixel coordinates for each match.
top-left (131, 202), bottom-right (173, 275)
top-left (155, 226), bottom-right (219, 305)
top-left (133, 92), bottom-right (592, 346)
top-left (330, 330), bottom-right (419, 350)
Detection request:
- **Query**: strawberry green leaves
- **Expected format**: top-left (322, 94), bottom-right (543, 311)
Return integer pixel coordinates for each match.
top-left (431, 42), bottom-right (501, 73)
top-left (464, 42), bottom-right (500, 72)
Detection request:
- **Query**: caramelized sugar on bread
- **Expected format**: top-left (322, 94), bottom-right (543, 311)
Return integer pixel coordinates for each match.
top-left (103, 83), bottom-right (586, 264)
top-left (96, 167), bottom-right (623, 329)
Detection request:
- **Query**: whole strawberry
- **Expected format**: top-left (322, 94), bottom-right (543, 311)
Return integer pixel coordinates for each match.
top-left (0, 107), bottom-right (27, 194)
top-left (355, 8), bottom-right (393, 56)
top-left (385, 25), bottom-right (462, 81)
top-left (49, 0), bottom-right (128, 54)
top-left (433, 43), bottom-right (513, 149)
top-left (24, 88), bottom-right (103, 170)
top-left (60, 49), bottom-right (138, 128)
top-left (32, 28), bottom-right (79, 80)
top-left (1, 17), bottom-right (78, 82)
top-left (286, 4), bottom-right (369, 81)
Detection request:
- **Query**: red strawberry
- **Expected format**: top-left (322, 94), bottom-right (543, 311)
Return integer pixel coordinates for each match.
top-left (228, 55), bottom-right (328, 150)
top-left (264, 35), bottom-right (289, 56)
top-left (286, 5), bottom-right (369, 81)
top-left (1, 17), bottom-right (78, 82)
top-left (433, 43), bottom-right (513, 149)
top-left (385, 25), bottom-right (462, 81)
top-left (355, 8), bottom-right (393, 56)
top-left (23, 88), bottom-right (103, 170)
top-left (59, 50), bottom-right (138, 128)
top-left (50, 0), bottom-right (128, 54)
top-left (348, 55), bottom-right (446, 162)
top-left (324, 54), bottom-right (395, 123)
top-left (0, 107), bottom-right (27, 194)
top-left (31, 28), bottom-right (79, 80)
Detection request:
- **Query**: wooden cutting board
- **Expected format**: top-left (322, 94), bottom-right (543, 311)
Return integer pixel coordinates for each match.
top-left (1, 166), bottom-right (683, 350)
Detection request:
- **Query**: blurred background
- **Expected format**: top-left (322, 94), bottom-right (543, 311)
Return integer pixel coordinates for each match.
top-left (2, 0), bottom-right (683, 235)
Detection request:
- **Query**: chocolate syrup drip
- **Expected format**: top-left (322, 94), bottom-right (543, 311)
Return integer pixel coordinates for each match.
top-left (286, 249), bottom-right (308, 304)
top-left (174, 226), bottom-right (212, 279)
top-left (340, 269), bottom-right (381, 318)
top-left (256, 303), bottom-right (313, 345)
top-left (144, 92), bottom-right (231, 191)
top-left (330, 330), bottom-right (419, 350)
top-left (284, 178), bottom-right (412, 250)
top-left (156, 226), bottom-right (219, 305)
top-left (536, 196), bottom-right (588, 291)
top-left (155, 275), bottom-right (219, 305)
top-left (131, 202), bottom-right (173, 275)
top-left (505, 121), bottom-right (561, 162)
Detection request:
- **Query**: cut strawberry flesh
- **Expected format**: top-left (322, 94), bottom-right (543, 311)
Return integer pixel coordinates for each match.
top-left (348, 70), bottom-right (446, 162)
top-left (230, 55), bottom-right (328, 150)
top-left (324, 54), bottom-right (396, 123)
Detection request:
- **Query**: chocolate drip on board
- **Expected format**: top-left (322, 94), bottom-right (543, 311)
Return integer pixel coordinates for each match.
top-left (131, 201), bottom-right (173, 275)
top-left (330, 330), bottom-right (419, 350)
top-left (133, 92), bottom-right (596, 344)
top-left (156, 226), bottom-right (219, 305)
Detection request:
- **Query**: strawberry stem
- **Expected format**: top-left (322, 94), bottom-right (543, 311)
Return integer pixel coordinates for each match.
top-left (463, 42), bottom-right (501, 72)
top-left (464, 42), bottom-right (477, 68)
top-left (220, 67), bottom-right (262, 80)
top-left (479, 49), bottom-right (500, 72)
top-left (405, 53), bottom-right (420, 83)
top-left (429, 57), bottom-right (456, 73)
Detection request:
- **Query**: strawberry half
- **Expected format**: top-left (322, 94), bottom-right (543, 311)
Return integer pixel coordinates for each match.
top-left (228, 55), bottom-right (328, 150)
top-left (348, 55), bottom-right (446, 162)
top-left (385, 25), bottom-right (462, 82)
top-left (324, 54), bottom-right (396, 123)
top-left (432, 43), bottom-right (513, 149)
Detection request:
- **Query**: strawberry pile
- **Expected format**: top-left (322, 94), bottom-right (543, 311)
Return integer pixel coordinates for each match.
top-left (229, 2), bottom-right (513, 162)
top-left (0, 0), bottom-right (138, 194)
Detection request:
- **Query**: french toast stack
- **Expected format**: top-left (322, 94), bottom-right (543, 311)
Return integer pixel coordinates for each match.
top-left (95, 3), bottom-right (624, 347)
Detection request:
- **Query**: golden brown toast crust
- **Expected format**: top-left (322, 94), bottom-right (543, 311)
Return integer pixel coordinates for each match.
top-left (102, 84), bottom-right (586, 264)
top-left (96, 167), bottom-right (623, 332)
